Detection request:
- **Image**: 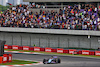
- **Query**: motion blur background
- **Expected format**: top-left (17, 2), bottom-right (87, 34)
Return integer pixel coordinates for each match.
top-left (0, 0), bottom-right (100, 50)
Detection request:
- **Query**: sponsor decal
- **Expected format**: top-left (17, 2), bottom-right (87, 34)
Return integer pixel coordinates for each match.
top-left (45, 49), bottom-right (51, 52)
top-left (69, 49), bottom-right (76, 54)
top-left (82, 50), bottom-right (89, 55)
top-left (9, 56), bottom-right (11, 61)
top-left (12, 45), bottom-right (18, 50)
top-left (34, 47), bottom-right (40, 51)
top-left (69, 51), bottom-right (74, 54)
top-left (99, 6), bottom-right (100, 10)
top-left (95, 51), bottom-right (100, 56)
top-left (57, 48), bottom-right (63, 53)
top-left (3, 54), bottom-right (8, 63)
top-left (4, 45), bottom-right (8, 49)
top-left (82, 52), bottom-right (89, 54)
top-left (23, 48), bottom-right (29, 50)
top-left (96, 53), bottom-right (100, 55)
top-left (23, 46), bottom-right (29, 51)
top-left (45, 48), bottom-right (52, 52)
top-left (3, 57), bottom-right (7, 62)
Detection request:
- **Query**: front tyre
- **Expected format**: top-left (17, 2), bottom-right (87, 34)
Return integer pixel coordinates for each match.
top-left (57, 58), bottom-right (61, 63)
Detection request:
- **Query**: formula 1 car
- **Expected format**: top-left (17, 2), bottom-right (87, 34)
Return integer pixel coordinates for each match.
top-left (43, 56), bottom-right (61, 64)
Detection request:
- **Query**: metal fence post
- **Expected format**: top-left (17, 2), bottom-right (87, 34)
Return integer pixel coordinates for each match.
top-left (68, 38), bottom-right (69, 48)
top-left (20, 35), bottom-right (22, 46)
top-left (39, 37), bottom-right (40, 47)
top-left (3, 34), bottom-right (5, 41)
top-left (90, 39), bottom-right (91, 49)
top-left (58, 37), bottom-right (60, 48)
top-left (30, 36), bottom-right (31, 46)
top-left (78, 38), bottom-right (80, 48)
top-left (12, 35), bottom-right (13, 45)
top-left (48, 37), bottom-right (50, 47)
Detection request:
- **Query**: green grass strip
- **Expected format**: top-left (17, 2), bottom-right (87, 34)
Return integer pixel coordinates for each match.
top-left (0, 60), bottom-right (38, 65)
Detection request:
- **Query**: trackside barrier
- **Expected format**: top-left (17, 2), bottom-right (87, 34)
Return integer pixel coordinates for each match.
top-left (57, 48), bottom-right (63, 53)
top-left (45, 48), bottom-right (52, 52)
top-left (73, 51), bottom-right (79, 55)
top-left (69, 49), bottom-right (76, 54)
top-left (0, 56), bottom-right (2, 63)
top-left (3, 54), bottom-right (7, 63)
top-left (7, 54), bottom-right (12, 62)
top-left (51, 49), bottom-right (57, 52)
top-left (89, 51), bottom-right (95, 55)
top-left (95, 51), bottom-right (100, 56)
top-left (34, 47), bottom-right (40, 51)
top-left (4, 45), bottom-right (8, 49)
top-left (8, 45), bottom-right (12, 49)
top-left (63, 49), bottom-right (69, 53)
top-left (73, 50), bottom-right (82, 54)
top-left (29, 47), bottom-right (34, 51)
top-left (8, 54), bottom-right (12, 62)
top-left (18, 46), bottom-right (23, 50)
top-left (5, 45), bottom-right (100, 56)
top-left (40, 48), bottom-right (45, 51)
top-left (1, 54), bottom-right (12, 64)
top-left (78, 50), bottom-right (82, 54)
top-left (12, 45), bottom-right (18, 50)
top-left (23, 46), bottom-right (29, 51)
top-left (82, 50), bottom-right (89, 55)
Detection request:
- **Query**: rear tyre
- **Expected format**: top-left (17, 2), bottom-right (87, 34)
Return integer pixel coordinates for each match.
top-left (54, 59), bottom-right (57, 63)
top-left (43, 59), bottom-right (46, 64)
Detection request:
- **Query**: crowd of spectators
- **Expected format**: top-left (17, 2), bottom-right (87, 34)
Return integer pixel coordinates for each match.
top-left (0, 4), bottom-right (100, 30)
top-left (29, 3), bottom-right (46, 8)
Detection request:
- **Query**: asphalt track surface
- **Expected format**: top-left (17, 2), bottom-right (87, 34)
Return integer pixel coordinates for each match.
top-left (6, 53), bottom-right (100, 67)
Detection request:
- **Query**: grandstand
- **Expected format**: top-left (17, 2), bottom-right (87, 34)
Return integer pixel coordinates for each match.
top-left (0, 0), bottom-right (100, 49)
top-left (0, 1), bottom-right (100, 30)
top-left (23, 0), bottom-right (100, 8)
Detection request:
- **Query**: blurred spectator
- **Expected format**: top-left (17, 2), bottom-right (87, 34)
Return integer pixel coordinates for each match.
top-left (0, 4), bottom-right (99, 31)
top-left (98, 47), bottom-right (100, 51)
top-left (29, 3), bottom-right (46, 9)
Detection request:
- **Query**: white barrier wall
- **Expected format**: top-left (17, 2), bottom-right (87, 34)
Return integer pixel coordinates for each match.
top-left (0, 27), bottom-right (100, 49)
top-left (0, 27), bottom-right (100, 36)
top-left (0, 31), bottom-right (100, 49)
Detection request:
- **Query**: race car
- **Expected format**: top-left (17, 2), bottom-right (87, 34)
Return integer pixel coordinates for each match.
top-left (43, 56), bottom-right (61, 64)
